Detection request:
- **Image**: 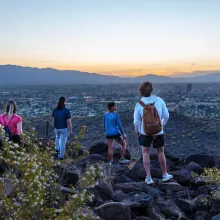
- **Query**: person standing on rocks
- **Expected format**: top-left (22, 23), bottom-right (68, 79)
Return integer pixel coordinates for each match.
top-left (104, 102), bottom-right (130, 165)
top-left (52, 97), bottom-right (72, 160)
top-left (134, 82), bottom-right (173, 184)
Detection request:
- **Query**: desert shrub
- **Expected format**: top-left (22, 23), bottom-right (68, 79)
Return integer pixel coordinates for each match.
top-left (0, 124), bottom-right (100, 219)
top-left (200, 167), bottom-right (220, 199)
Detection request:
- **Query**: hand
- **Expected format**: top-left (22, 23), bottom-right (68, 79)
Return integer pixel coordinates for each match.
top-left (69, 131), bottom-right (73, 136)
top-left (136, 132), bottom-right (140, 137)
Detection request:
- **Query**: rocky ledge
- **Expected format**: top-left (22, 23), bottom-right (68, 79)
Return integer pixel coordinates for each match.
top-left (60, 142), bottom-right (220, 220)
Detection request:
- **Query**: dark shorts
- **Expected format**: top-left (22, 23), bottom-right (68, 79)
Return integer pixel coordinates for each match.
top-left (106, 134), bottom-right (123, 142)
top-left (138, 134), bottom-right (164, 148)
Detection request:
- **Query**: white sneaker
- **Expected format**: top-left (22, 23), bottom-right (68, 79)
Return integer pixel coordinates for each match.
top-left (105, 161), bottom-right (113, 166)
top-left (119, 158), bottom-right (130, 164)
top-left (145, 177), bottom-right (154, 185)
top-left (162, 173), bottom-right (173, 182)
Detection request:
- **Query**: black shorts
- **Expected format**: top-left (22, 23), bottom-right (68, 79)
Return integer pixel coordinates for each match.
top-left (138, 134), bottom-right (164, 148)
top-left (106, 134), bottom-right (123, 142)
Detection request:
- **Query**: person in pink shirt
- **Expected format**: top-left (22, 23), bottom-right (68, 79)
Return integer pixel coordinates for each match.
top-left (0, 100), bottom-right (23, 144)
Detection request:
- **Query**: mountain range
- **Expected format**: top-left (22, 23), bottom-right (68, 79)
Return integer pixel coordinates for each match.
top-left (0, 65), bottom-right (220, 85)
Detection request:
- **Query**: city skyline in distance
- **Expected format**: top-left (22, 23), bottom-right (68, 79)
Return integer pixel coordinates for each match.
top-left (1, 0), bottom-right (220, 77)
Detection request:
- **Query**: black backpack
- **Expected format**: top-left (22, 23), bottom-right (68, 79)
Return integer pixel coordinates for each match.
top-left (3, 115), bottom-right (14, 141)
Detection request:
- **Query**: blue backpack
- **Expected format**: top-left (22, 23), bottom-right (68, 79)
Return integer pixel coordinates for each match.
top-left (3, 115), bottom-right (14, 141)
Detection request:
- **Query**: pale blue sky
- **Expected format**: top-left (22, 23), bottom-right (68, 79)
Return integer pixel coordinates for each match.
top-left (0, 0), bottom-right (220, 76)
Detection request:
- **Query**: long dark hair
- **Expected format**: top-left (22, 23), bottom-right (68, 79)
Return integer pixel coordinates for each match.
top-left (56, 97), bottom-right (66, 110)
top-left (107, 102), bottom-right (115, 112)
top-left (5, 100), bottom-right (17, 117)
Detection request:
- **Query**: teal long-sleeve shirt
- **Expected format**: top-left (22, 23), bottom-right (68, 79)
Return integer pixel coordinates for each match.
top-left (104, 112), bottom-right (125, 136)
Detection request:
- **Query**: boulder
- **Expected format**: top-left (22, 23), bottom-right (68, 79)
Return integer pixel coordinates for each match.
top-left (210, 200), bottom-right (220, 216)
top-left (160, 182), bottom-right (183, 194)
top-left (121, 192), bottom-right (152, 208)
top-left (94, 182), bottom-right (113, 201)
top-left (192, 211), bottom-right (212, 220)
top-left (113, 174), bottom-right (134, 184)
top-left (0, 178), bottom-right (16, 198)
top-left (192, 195), bottom-right (212, 211)
top-left (155, 197), bottom-right (188, 219)
top-left (114, 182), bottom-right (165, 198)
top-left (96, 202), bottom-right (132, 220)
top-left (197, 185), bottom-right (214, 195)
top-left (185, 154), bottom-right (215, 168)
top-left (128, 158), bottom-right (169, 181)
top-left (56, 165), bottom-right (80, 186)
top-left (184, 161), bottom-right (204, 175)
top-left (77, 154), bottom-right (105, 169)
top-left (112, 190), bottom-right (128, 202)
top-left (175, 198), bottom-right (193, 216)
top-left (114, 182), bottom-right (142, 193)
top-left (146, 200), bottom-right (162, 220)
top-left (212, 214), bottom-right (220, 220)
top-left (170, 169), bottom-right (192, 185)
top-left (89, 142), bottom-right (131, 161)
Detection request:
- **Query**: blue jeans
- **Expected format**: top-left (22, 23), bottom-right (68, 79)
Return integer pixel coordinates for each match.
top-left (55, 128), bottom-right (68, 158)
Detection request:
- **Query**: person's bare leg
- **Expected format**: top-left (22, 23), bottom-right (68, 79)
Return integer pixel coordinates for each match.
top-left (107, 139), bottom-right (113, 162)
top-left (142, 146), bottom-right (151, 177)
top-left (118, 139), bottom-right (126, 159)
top-left (156, 147), bottom-right (167, 175)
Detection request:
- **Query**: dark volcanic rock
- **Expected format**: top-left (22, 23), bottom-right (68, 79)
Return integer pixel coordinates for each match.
top-left (175, 198), bottom-right (193, 216)
top-left (121, 192), bottom-right (152, 208)
top-left (160, 182), bottom-right (183, 194)
top-left (155, 197), bottom-right (188, 219)
top-left (95, 182), bottom-right (113, 201)
top-left (114, 182), bottom-right (142, 193)
top-left (135, 217), bottom-right (152, 220)
top-left (96, 202), bottom-right (132, 220)
top-left (111, 190), bottom-right (128, 202)
top-left (215, 157), bottom-right (220, 169)
top-left (128, 158), bottom-right (169, 180)
top-left (146, 200), bottom-right (162, 220)
top-left (170, 169), bottom-right (192, 185)
top-left (210, 200), bottom-right (220, 216)
top-left (89, 142), bottom-right (131, 161)
top-left (113, 174), bottom-right (134, 184)
top-left (56, 165), bottom-right (80, 186)
top-left (185, 154), bottom-right (215, 168)
top-left (114, 182), bottom-right (165, 198)
top-left (192, 211), bottom-right (212, 220)
top-left (192, 195), bottom-right (212, 211)
top-left (77, 154), bottom-right (105, 169)
top-left (184, 161), bottom-right (204, 175)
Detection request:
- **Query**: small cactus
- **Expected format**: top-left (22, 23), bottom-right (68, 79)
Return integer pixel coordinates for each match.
top-left (45, 120), bottom-right (49, 137)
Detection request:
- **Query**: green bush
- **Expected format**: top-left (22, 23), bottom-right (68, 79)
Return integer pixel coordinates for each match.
top-left (0, 125), bottom-right (100, 219)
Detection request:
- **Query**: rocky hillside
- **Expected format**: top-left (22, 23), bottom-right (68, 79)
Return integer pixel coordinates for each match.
top-left (63, 142), bottom-right (220, 220)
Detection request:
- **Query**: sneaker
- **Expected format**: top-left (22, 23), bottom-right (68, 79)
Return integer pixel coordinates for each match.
top-left (104, 161), bottom-right (113, 166)
top-left (119, 158), bottom-right (130, 164)
top-left (145, 176), bottom-right (154, 185)
top-left (162, 173), bottom-right (173, 182)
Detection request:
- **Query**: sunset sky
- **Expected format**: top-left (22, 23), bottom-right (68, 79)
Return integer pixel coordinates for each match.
top-left (0, 0), bottom-right (220, 77)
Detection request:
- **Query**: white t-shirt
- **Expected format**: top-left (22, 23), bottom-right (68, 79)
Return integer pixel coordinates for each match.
top-left (133, 95), bottom-right (169, 135)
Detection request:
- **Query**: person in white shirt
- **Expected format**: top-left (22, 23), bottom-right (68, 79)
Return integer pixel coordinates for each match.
top-left (134, 82), bottom-right (173, 185)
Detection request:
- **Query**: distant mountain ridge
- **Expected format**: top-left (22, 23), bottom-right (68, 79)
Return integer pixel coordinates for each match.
top-left (0, 64), bottom-right (220, 85)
